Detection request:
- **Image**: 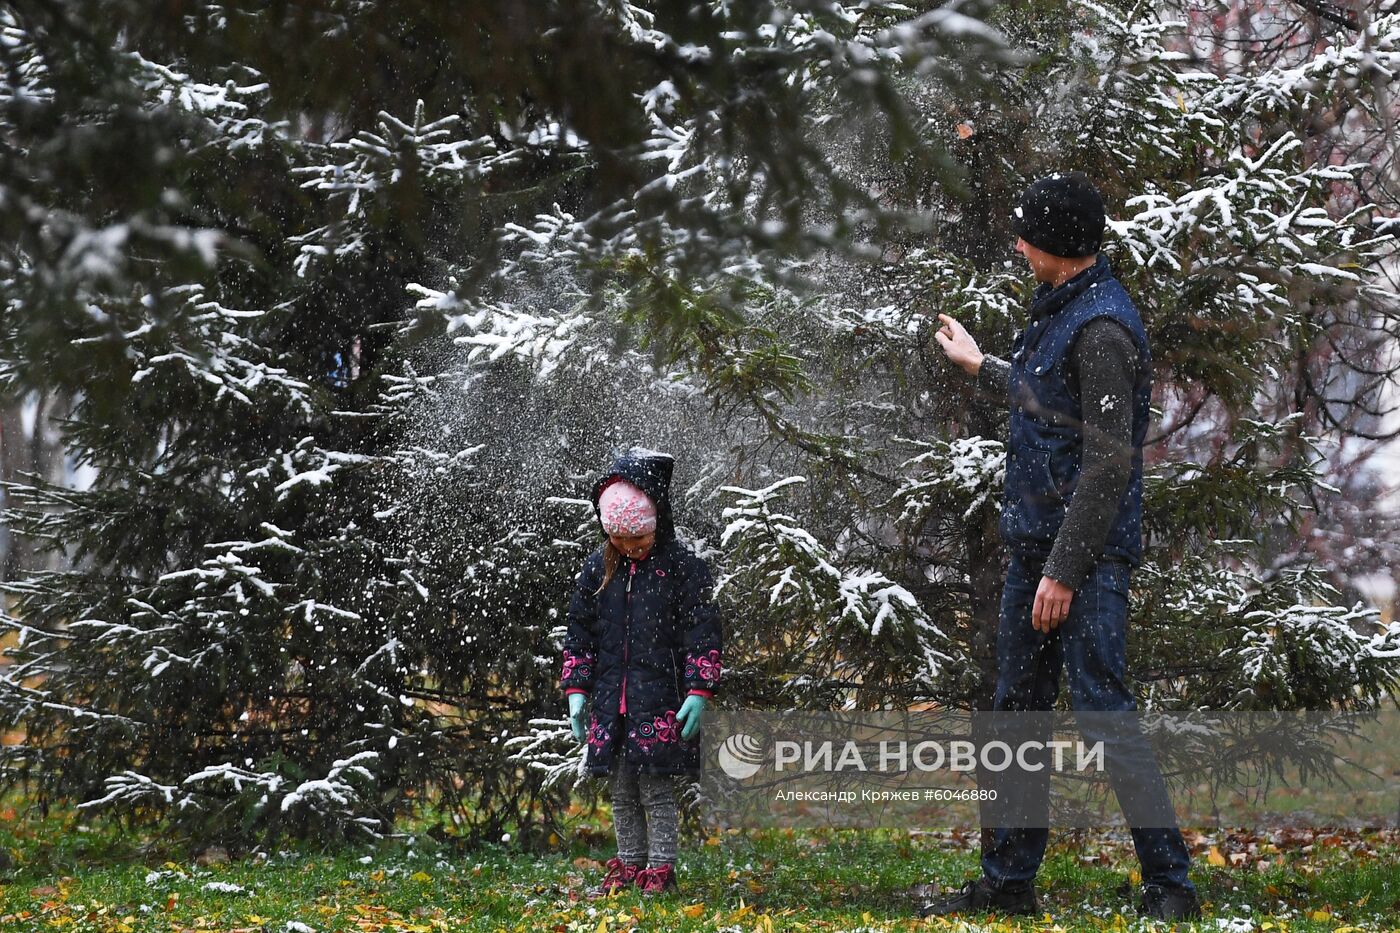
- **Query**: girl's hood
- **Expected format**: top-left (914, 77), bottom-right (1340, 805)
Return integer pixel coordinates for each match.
top-left (590, 447), bottom-right (676, 543)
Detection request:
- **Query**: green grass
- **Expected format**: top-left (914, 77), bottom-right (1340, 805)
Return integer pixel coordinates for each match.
top-left (0, 801), bottom-right (1397, 932)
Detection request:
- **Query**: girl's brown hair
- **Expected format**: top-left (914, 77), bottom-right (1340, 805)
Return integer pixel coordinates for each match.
top-left (595, 539), bottom-right (620, 596)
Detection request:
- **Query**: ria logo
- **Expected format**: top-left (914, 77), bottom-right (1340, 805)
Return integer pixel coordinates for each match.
top-left (717, 733), bottom-right (764, 780)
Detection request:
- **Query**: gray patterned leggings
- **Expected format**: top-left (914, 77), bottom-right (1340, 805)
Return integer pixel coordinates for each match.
top-left (611, 744), bottom-right (679, 866)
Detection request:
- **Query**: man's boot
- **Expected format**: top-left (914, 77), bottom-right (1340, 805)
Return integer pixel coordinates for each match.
top-left (1137, 882), bottom-right (1202, 921)
top-left (917, 877), bottom-right (1038, 918)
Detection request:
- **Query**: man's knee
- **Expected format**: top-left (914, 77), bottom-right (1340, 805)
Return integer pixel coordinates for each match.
top-left (994, 675), bottom-right (1057, 712)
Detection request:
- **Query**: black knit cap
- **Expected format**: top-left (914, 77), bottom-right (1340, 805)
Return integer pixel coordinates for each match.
top-left (1011, 171), bottom-right (1105, 258)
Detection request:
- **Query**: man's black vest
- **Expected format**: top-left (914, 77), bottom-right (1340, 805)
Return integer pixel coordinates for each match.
top-left (1000, 256), bottom-right (1152, 566)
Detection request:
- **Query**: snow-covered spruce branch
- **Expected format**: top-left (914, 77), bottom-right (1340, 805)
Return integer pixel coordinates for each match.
top-left (891, 436), bottom-right (1007, 526)
top-left (718, 477), bottom-right (951, 660)
top-left (1132, 555), bottom-right (1400, 708)
top-left (405, 286), bottom-right (607, 383)
top-left (504, 719), bottom-right (589, 791)
top-left (79, 752), bottom-right (389, 840)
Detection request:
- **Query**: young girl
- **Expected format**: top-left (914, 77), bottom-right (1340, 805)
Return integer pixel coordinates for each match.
top-left (560, 447), bottom-right (722, 896)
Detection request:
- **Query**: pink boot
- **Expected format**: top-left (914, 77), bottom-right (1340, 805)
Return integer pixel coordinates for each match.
top-left (636, 863), bottom-right (677, 895)
top-left (589, 857), bottom-right (641, 898)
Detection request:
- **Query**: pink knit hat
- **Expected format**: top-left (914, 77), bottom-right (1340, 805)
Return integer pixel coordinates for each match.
top-left (598, 479), bottom-right (657, 536)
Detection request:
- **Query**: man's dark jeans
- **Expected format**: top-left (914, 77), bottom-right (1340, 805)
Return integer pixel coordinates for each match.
top-left (981, 551), bottom-right (1194, 892)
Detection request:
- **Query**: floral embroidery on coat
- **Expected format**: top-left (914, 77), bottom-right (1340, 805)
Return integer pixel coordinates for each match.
top-left (586, 716), bottom-right (610, 749)
top-left (683, 649), bottom-right (721, 691)
top-left (561, 648), bottom-right (595, 686)
top-left (630, 711), bottom-right (682, 752)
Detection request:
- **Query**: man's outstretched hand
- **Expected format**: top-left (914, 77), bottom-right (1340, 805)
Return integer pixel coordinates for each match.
top-left (1032, 575), bottom-right (1073, 632)
top-left (933, 313), bottom-right (985, 376)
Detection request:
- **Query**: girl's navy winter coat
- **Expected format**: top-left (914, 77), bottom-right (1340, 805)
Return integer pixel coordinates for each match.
top-left (561, 451), bottom-right (722, 777)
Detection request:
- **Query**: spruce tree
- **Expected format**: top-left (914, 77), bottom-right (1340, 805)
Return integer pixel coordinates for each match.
top-left (2, 0), bottom-right (1397, 845)
top-left (0, 1), bottom-right (1016, 842)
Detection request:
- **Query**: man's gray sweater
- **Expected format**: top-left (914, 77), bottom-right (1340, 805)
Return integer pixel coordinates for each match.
top-left (975, 318), bottom-right (1139, 591)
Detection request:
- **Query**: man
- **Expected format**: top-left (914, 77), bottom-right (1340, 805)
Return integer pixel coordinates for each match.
top-left (920, 172), bottom-right (1200, 921)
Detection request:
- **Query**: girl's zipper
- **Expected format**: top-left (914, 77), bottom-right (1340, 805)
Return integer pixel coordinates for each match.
top-left (621, 559), bottom-right (635, 714)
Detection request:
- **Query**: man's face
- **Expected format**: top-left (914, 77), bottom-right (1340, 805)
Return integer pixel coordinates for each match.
top-left (1015, 237), bottom-right (1060, 284)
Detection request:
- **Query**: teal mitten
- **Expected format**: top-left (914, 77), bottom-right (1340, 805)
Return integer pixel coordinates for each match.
top-left (567, 692), bottom-right (588, 744)
top-left (676, 694), bottom-right (708, 741)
